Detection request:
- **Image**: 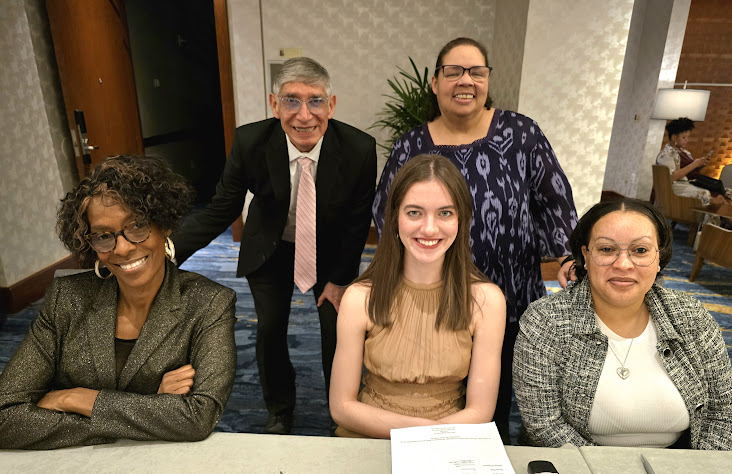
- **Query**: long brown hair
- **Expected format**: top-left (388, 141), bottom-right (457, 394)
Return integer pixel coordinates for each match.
top-left (356, 154), bottom-right (490, 331)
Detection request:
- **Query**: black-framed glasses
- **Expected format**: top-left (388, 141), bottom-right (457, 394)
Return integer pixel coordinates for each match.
top-left (587, 243), bottom-right (659, 267)
top-left (436, 65), bottom-right (492, 82)
top-left (86, 222), bottom-right (151, 253)
top-left (277, 96), bottom-right (329, 114)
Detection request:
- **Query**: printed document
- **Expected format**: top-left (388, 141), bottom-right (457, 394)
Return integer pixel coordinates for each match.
top-left (390, 422), bottom-right (515, 473)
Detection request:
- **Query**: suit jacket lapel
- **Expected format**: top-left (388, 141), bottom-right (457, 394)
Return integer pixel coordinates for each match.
top-left (266, 124), bottom-right (291, 203)
top-left (316, 124), bottom-right (343, 218)
top-left (118, 261), bottom-right (183, 390)
top-left (86, 278), bottom-right (119, 389)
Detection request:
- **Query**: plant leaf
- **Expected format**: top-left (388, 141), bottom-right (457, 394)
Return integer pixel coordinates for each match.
top-left (371, 57), bottom-right (434, 156)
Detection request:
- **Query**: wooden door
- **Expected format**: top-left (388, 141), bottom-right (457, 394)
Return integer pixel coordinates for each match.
top-left (46, 0), bottom-right (144, 178)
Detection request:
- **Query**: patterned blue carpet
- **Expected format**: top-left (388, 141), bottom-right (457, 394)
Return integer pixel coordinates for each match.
top-left (0, 223), bottom-right (730, 443)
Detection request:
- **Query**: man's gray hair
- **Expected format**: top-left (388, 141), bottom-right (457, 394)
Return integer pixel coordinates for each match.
top-left (272, 57), bottom-right (332, 96)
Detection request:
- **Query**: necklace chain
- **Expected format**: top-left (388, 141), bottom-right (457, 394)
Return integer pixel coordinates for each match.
top-left (608, 338), bottom-right (634, 379)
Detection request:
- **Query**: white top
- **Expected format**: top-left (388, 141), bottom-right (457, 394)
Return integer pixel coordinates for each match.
top-left (588, 315), bottom-right (689, 447)
top-left (282, 135), bottom-right (323, 242)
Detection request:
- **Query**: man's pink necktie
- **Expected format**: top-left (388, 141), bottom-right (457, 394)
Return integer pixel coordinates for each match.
top-left (294, 157), bottom-right (317, 293)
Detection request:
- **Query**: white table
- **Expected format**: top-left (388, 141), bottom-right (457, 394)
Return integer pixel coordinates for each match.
top-left (1, 432), bottom-right (592, 473)
top-left (579, 445), bottom-right (732, 474)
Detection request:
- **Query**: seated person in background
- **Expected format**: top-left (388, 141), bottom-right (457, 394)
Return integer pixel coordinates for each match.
top-left (514, 198), bottom-right (732, 450)
top-left (656, 117), bottom-right (732, 209)
top-left (330, 154), bottom-right (506, 438)
top-left (0, 155), bottom-right (237, 450)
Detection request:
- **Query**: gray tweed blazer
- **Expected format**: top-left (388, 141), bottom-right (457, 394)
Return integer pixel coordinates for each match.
top-left (513, 277), bottom-right (732, 450)
top-left (0, 260), bottom-right (236, 449)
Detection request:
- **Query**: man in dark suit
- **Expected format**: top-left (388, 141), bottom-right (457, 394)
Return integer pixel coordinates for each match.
top-left (174, 57), bottom-right (376, 435)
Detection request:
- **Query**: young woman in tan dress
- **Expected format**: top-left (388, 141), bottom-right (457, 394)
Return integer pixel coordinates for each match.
top-left (330, 154), bottom-right (506, 438)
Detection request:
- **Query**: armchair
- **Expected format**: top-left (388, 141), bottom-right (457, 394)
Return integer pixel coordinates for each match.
top-left (689, 224), bottom-right (732, 281)
top-left (652, 165), bottom-right (702, 246)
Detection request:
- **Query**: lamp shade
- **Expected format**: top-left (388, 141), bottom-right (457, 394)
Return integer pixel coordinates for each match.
top-left (651, 88), bottom-right (710, 121)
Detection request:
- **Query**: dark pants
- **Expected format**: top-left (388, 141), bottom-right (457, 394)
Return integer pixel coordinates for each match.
top-left (494, 320), bottom-right (519, 443)
top-left (246, 241), bottom-right (338, 416)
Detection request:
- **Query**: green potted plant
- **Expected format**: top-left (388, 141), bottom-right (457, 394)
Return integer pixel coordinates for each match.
top-left (371, 58), bottom-right (435, 154)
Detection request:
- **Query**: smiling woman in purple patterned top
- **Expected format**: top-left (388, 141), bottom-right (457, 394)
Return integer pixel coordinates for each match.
top-left (372, 37), bottom-right (578, 441)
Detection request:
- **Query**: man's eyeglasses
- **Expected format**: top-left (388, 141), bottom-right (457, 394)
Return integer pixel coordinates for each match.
top-left (587, 243), bottom-right (659, 267)
top-left (277, 96), bottom-right (329, 114)
top-left (436, 65), bottom-right (492, 82)
top-left (86, 222), bottom-right (151, 253)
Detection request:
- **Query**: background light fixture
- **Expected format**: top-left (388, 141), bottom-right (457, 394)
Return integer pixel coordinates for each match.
top-left (651, 82), bottom-right (710, 121)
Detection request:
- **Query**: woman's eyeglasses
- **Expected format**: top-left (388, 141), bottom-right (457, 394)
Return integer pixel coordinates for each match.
top-left (86, 222), bottom-right (151, 253)
top-left (436, 65), bottom-right (492, 82)
top-left (587, 243), bottom-right (659, 267)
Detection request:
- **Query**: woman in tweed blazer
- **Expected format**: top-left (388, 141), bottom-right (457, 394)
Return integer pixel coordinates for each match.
top-left (0, 156), bottom-right (236, 449)
top-left (514, 199), bottom-right (732, 450)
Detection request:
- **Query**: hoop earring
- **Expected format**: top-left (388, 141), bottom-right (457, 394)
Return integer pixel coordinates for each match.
top-left (165, 236), bottom-right (176, 261)
top-left (94, 260), bottom-right (112, 279)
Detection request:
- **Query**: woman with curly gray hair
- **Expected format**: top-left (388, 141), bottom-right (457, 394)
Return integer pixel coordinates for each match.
top-left (0, 155), bottom-right (237, 449)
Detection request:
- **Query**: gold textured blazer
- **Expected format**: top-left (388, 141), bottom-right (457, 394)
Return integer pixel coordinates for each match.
top-left (0, 260), bottom-right (236, 449)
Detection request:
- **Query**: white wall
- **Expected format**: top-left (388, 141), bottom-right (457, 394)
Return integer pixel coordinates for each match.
top-left (228, 0), bottom-right (693, 216)
top-left (518, 0), bottom-right (636, 215)
top-left (0, 0), bottom-right (694, 287)
top-left (490, 0), bottom-right (529, 112)
top-left (229, 0), bottom-right (496, 172)
top-left (227, 0), bottom-right (267, 126)
top-left (603, 0), bottom-right (688, 200)
top-left (0, 0), bottom-right (72, 286)
top-left (635, 0), bottom-right (691, 201)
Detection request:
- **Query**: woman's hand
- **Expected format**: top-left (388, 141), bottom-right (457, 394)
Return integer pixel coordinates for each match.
top-left (37, 387), bottom-right (99, 417)
top-left (670, 152), bottom-right (711, 181)
top-left (158, 364), bottom-right (196, 395)
top-left (693, 156), bottom-right (709, 169)
top-left (557, 258), bottom-right (576, 288)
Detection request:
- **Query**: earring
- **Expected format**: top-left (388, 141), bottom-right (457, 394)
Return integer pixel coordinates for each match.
top-left (658, 265), bottom-right (661, 271)
top-left (165, 236), bottom-right (176, 261)
top-left (584, 263), bottom-right (587, 269)
top-left (94, 260), bottom-right (112, 279)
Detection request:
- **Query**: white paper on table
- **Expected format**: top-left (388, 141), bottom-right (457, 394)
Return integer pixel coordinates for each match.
top-left (390, 422), bottom-right (515, 474)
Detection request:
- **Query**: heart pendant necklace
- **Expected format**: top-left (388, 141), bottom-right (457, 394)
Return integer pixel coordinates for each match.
top-left (608, 338), bottom-right (634, 380)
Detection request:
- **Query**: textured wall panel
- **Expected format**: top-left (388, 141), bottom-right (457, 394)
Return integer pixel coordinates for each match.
top-left (258, 0), bottom-right (495, 172)
top-left (0, 0), bottom-right (69, 286)
top-left (24, 0), bottom-right (77, 193)
top-left (636, 0), bottom-right (691, 201)
top-left (490, 0), bottom-right (529, 112)
top-left (228, 0), bottom-right (268, 126)
top-left (604, 0), bottom-right (676, 199)
top-left (519, 0), bottom-right (635, 214)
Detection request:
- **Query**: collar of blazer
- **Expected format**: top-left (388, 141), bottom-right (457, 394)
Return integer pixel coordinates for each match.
top-left (267, 119), bottom-right (346, 215)
top-left (643, 285), bottom-right (684, 343)
top-left (566, 278), bottom-right (602, 337)
top-left (86, 259), bottom-right (183, 390)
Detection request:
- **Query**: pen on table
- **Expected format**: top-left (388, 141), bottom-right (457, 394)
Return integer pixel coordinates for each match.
top-left (641, 454), bottom-right (655, 474)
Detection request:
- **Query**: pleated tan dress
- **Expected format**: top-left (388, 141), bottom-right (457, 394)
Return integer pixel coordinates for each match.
top-left (336, 278), bottom-right (473, 437)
